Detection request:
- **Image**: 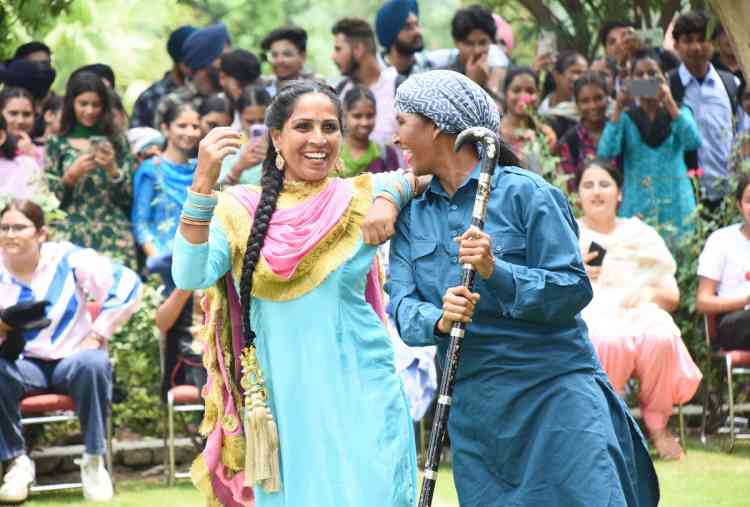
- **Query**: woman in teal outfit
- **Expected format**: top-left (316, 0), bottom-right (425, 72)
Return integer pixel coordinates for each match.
top-left (598, 49), bottom-right (701, 242)
top-left (388, 70), bottom-right (659, 506)
top-left (172, 81), bottom-right (417, 507)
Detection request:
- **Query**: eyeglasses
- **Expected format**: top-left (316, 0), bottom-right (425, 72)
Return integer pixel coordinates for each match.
top-left (0, 224), bottom-right (34, 234)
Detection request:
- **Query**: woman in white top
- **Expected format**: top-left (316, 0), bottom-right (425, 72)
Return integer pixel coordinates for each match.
top-left (577, 158), bottom-right (702, 460)
top-left (697, 173), bottom-right (750, 349)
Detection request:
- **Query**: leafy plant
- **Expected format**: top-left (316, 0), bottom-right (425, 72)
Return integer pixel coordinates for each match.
top-left (109, 278), bottom-right (164, 436)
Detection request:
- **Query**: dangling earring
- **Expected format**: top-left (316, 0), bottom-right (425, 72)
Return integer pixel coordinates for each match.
top-left (275, 151), bottom-right (285, 171)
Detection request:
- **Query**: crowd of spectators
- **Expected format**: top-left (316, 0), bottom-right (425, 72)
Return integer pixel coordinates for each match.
top-left (0, 0), bottom-right (749, 502)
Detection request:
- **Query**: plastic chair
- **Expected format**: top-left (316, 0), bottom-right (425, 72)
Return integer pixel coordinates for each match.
top-left (700, 313), bottom-right (750, 452)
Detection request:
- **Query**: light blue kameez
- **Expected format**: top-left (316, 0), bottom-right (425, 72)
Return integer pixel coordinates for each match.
top-left (172, 173), bottom-right (417, 507)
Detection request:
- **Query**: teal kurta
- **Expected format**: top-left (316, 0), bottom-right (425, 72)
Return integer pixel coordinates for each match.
top-left (597, 107), bottom-right (702, 241)
top-left (173, 173), bottom-right (417, 506)
top-left (388, 164), bottom-right (659, 506)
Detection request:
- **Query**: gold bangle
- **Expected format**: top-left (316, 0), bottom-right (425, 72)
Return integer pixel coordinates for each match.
top-left (180, 216), bottom-right (210, 226)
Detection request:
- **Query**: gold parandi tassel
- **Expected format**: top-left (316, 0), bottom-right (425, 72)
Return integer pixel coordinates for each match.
top-left (240, 346), bottom-right (282, 492)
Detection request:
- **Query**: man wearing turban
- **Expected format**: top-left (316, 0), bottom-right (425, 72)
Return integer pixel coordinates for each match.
top-left (153, 23), bottom-right (231, 128)
top-left (375, 0), bottom-right (429, 77)
top-left (131, 25), bottom-right (197, 128)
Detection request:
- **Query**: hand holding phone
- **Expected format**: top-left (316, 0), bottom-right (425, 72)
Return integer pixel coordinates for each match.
top-left (249, 124), bottom-right (268, 140)
top-left (629, 78), bottom-right (660, 98)
top-left (536, 29), bottom-right (557, 58)
top-left (587, 241), bottom-right (607, 267)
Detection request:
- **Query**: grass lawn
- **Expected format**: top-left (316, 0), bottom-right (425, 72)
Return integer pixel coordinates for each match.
top-left (26, 438), bottom-right (750, 506)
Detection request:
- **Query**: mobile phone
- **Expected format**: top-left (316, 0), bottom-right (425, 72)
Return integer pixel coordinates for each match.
top-left (536, 30), bottom-right (557, 58)
top-left (588, 241), bottom-right (607, 267)
top-left (629, 78), bottom-right (660, 98)
top-left (89, 135), bottom-right (107, 153)
top-left (636, 28), bottom-right (663, 49)
top-left (249, 124), bottom-right (268, 139)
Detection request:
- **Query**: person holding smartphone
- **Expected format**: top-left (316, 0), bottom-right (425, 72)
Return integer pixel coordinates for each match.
top-left (576, 158), bottom-right (702, 460)
top-left (597, 48), bottom-right (701, 243)
top-left (218, 85), bottom-right (272, 187)
top-left (46, 70), bottom-right (136, 268)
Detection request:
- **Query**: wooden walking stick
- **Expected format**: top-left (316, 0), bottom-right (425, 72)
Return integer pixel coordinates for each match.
top-left (418, 126), bottom-right (501, 507)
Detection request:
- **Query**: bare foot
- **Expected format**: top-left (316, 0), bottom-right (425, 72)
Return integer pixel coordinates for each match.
top-left (650, 428), bottom-right (685, 460)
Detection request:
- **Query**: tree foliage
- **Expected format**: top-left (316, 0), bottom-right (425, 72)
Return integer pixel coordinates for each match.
top-left (479, 0), bottom-right (710, 59)
top-left (0, 0), bottom-right (74, 59)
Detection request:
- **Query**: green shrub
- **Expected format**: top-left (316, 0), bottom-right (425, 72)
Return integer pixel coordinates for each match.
top-left (109, 278), bottom-right (163, 436)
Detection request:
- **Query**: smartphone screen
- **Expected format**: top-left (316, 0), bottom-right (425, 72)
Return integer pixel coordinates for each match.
top-left (588, 241), bottom-right (607, 267)
top-left (249, 124), bottom-right (268, 139)
top-left (536, 30), bottom-right (557, 58)
top-left (629, 79), bottom-right (660, 98)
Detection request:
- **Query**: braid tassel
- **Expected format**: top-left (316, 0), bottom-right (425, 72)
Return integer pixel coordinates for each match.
top-left (237, 148), bottom-right (284, 493)
top-left (241, 346), bottom-right (282, 492)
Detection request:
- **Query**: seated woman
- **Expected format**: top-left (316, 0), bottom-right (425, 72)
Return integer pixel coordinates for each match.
top-left (337, 86), bottom-right (400, 177)
top-left (0, 199), bottom-right (142, 503)
top-left (697, 174), bottom-right (750, 351)
top-left (577, 159), bottom-right (702, 460)
top-left (499, 66), bottom-right (556, 174)
top-left (132, 100), bottom-right (200, 293)
top-left (218, 85), bottom-right (272, 186)
top-left (0, 115), bottom-right (45, 203)
top-left (597, 48), bottom-right (701, 242)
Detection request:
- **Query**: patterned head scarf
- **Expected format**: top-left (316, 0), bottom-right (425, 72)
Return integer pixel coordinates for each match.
top-left (395, 70), bottom-right (500, 134)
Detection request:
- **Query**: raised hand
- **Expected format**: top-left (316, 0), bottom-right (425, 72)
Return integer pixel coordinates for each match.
top-left (194, 127), bottom-right (243, 192)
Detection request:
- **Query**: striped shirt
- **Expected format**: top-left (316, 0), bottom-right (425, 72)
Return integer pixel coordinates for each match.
top-left (0, 242), bottom-right (142, 360)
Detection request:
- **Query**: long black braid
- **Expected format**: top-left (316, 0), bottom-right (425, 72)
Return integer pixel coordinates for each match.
top-left (238, 80), bottom-right (344, 347)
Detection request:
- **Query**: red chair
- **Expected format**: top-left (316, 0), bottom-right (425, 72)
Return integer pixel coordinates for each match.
top-left (20, 302), bottom-right (114, 493)
top-left (700, 314), bottom-right (750, 452)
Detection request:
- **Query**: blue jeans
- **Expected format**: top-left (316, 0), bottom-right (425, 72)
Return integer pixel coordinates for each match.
top-left (0, 349), bottom-right (112, 461)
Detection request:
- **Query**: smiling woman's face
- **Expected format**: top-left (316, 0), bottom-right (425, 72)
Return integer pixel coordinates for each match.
top-left (271, 92), bottom-right (342, 182)
top-left (395, 111), bottom-right (437, 175)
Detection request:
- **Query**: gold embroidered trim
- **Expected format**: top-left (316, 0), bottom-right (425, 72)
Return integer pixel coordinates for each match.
top-left (215, 174), bottom-right (373, 302)
top-left (196, 282), bottom-right (246, 473)
top-left (222, 435), bottom-right (247, 469)
top-left (190, 455), bottom-right (218, 506)
top-left (277, 177), bottom-right (331, 208)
